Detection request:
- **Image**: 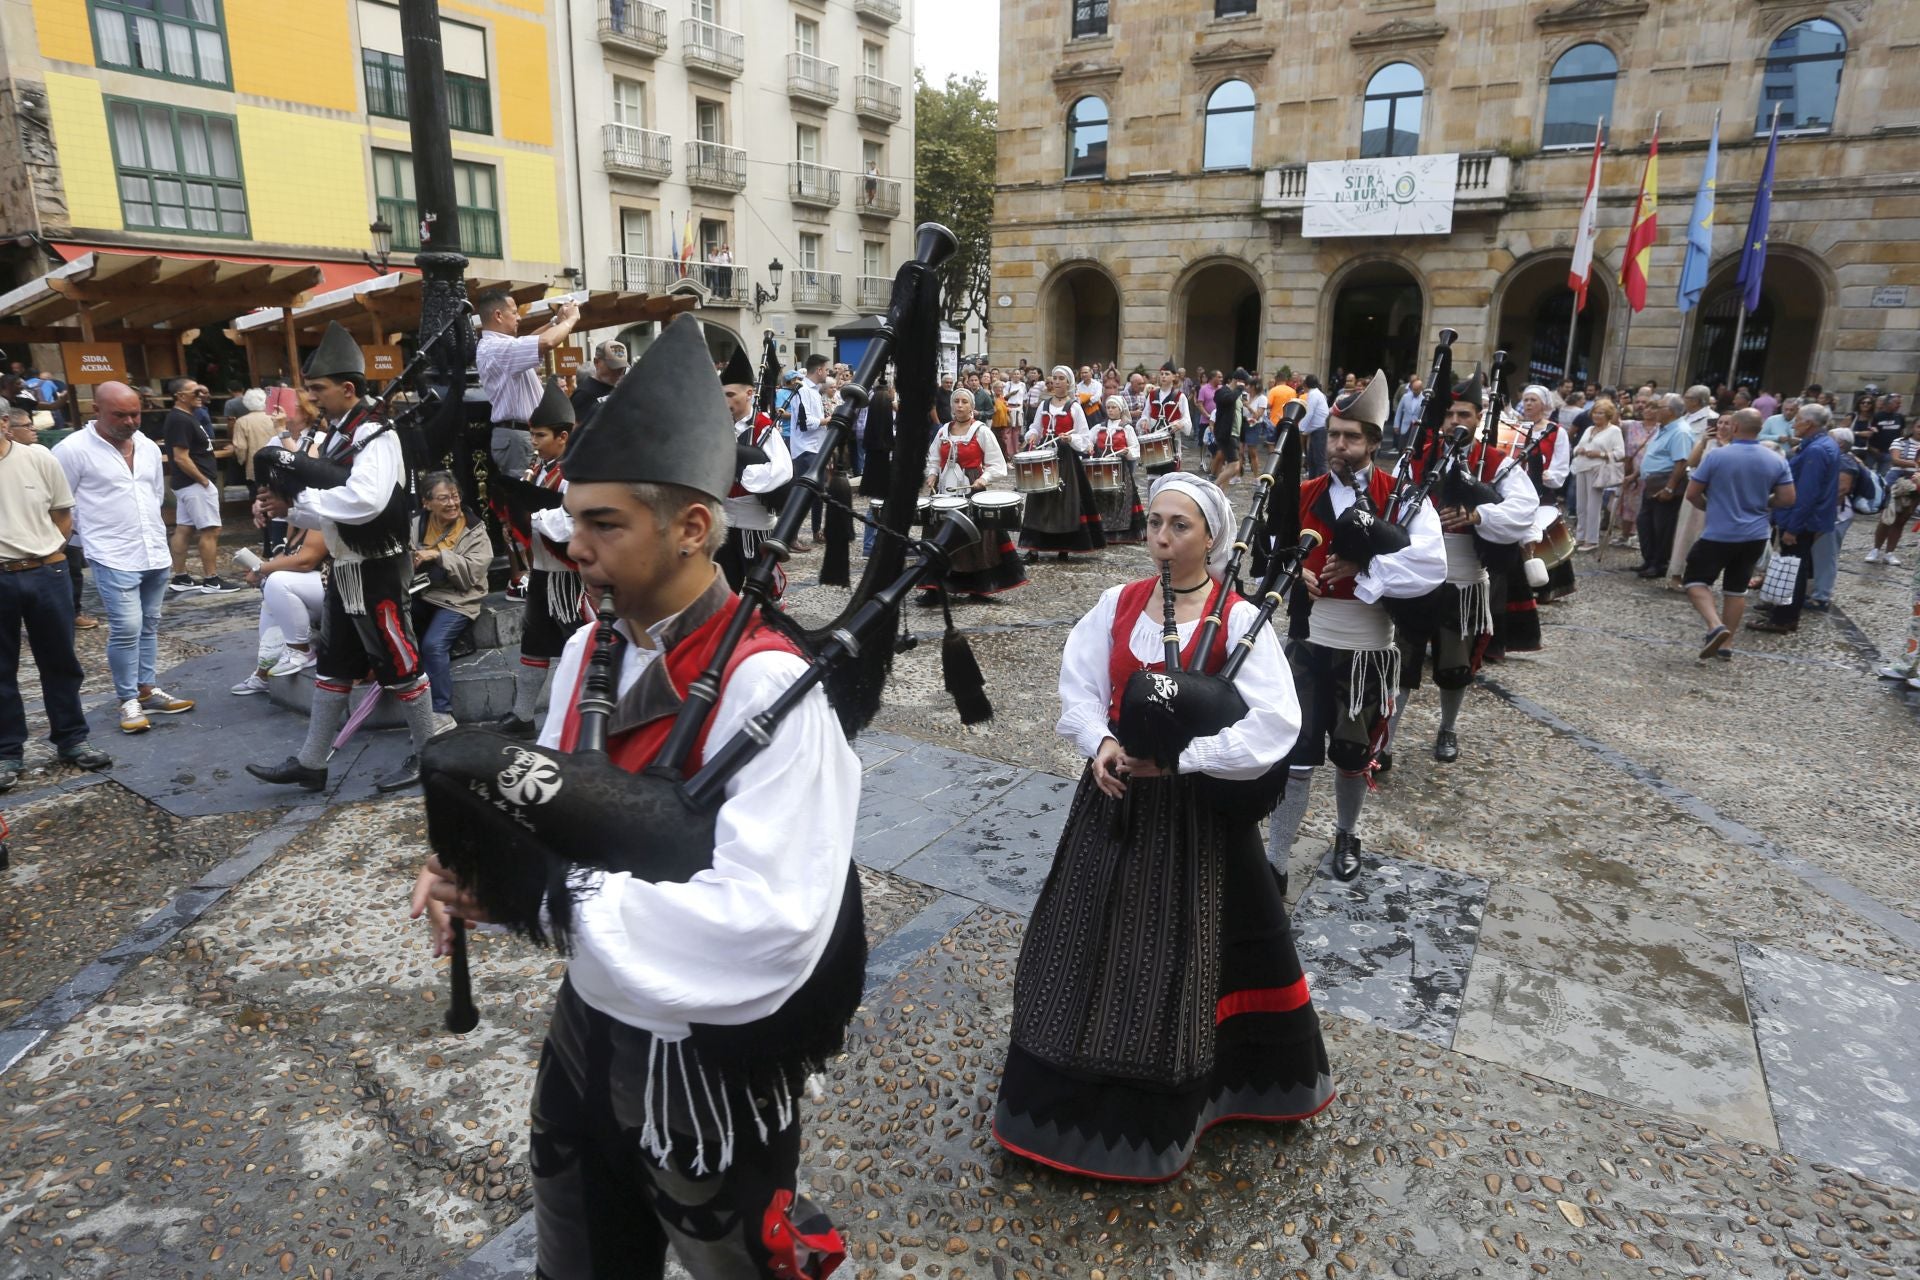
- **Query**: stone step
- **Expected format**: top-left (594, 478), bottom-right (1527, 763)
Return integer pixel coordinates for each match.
top-left (466, 594), bottom-right (527, 651)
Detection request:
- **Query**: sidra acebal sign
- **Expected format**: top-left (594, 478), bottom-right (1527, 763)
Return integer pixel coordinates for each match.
top-left (1303, 154), bottom-right (1458, 238)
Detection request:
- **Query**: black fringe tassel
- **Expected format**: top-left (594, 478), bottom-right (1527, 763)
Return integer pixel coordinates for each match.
top-left (938, 590), bottom-right (993, 725)
top-left (820, 468), bottom-right (853, 587)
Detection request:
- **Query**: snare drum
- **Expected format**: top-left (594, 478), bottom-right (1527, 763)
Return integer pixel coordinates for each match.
top-left (1137, 429), bottom-right (1176, 475)
top-left (969, 489), bottom-right (1024, 534)
top-left (1012, 448), bottom-right (1061, 494)
top-left (928, 493), bottom-right (969, 535)
top-left (915, 495), bottom-right (933, 528)
top-left (1083, 455), bottom-right (1125, 493)
top-left (1535, 514), bottom-right (1576, 570)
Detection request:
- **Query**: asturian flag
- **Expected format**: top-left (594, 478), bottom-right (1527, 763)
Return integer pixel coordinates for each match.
top-left (1568, 122), bottom-right (1605, 312)
top-left (1677, 113), bottom-right (1720, 314)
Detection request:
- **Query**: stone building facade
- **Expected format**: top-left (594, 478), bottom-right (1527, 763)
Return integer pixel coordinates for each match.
top-left (991, 0), bottom-right (1920, 398)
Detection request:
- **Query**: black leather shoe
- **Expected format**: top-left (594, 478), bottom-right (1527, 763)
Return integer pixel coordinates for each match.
top-left (246, 756), bottom-right (327, 792)
top-left (1433, 730), bottom-right (1459, 763)
top-left (59, 744), bottom-right (113, 771)
top-left (1332, 831), bottom-right (1362, 882)
top-left (1373, 750), bottom-right (1393, 776)
top-left (495, 714), bottom-right (536, 739)
top-left (375, 754), bottom-right (421, 793)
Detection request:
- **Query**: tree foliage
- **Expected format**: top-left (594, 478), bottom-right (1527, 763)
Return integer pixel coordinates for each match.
top-left (914, 70), bottom-right (996, 333)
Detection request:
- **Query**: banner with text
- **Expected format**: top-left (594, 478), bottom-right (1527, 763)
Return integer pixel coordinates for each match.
top-left (1303, 154), bottom-right (1458, 239)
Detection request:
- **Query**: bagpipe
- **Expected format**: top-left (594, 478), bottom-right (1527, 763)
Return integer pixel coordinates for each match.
top-left (1439, 348), bottom-right (1510, 512)
top-left (1111, 402), bottom-right (1319, 827)
top-left (735, 329), bottom-right (794, 514)
top-left (421, 224), bottom-right (976, 1036)
top-left (1325, 330), bottom-right (1456, 576)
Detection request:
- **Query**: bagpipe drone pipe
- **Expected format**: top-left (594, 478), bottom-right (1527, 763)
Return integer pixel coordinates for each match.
top-left (1111, 401), bottom-right (1320, 828)
top-left (418, 223), bottom-right (974, 1038)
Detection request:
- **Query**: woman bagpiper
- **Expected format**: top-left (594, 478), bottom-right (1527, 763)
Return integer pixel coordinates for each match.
top-left (994, 474), bottom-right (1334, 1182)
top-left (921, 388), bottom-right (1028, 599)
top-left (1086, 393), bottom-right (1146, 544)
top-left (1019, 365), bottom-right (1107, 558)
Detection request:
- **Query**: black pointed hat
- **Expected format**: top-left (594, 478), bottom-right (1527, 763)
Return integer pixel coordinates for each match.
top-left (303, 321), bottom-right (364, 381)
top-left (531, 376), bottom-right (574, 428)
top-left (719, 344), bottom-right (754, 387)
top-left (1451, 369), bottom-right (1484, 411)
top-left (559, 313), bottom-right (733, 499)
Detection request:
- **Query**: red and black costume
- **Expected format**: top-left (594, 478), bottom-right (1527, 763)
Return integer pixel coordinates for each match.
top-left (1018, 400), bottom-right (1107, 555)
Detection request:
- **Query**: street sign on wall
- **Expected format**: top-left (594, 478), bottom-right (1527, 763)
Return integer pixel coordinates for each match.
top-left (1303, 154), bottom-right (1458, 239)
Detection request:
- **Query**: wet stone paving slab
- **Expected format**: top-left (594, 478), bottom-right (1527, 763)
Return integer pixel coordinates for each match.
top-left (4, 508), bottom-right (1920, 1277)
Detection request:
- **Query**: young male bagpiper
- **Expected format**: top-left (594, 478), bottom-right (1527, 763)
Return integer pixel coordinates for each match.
top-left (496, 378), bottom-right (586, 737)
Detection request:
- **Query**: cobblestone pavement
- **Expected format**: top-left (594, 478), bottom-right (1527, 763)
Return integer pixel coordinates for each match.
top-left (3, 496), bottom-right (1918, 1279)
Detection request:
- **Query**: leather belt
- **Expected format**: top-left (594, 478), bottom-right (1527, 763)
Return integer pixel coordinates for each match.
top-left (0, 551), bottom-right (66, 572)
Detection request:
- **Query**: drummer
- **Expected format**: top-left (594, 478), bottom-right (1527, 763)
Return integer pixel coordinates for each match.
top-left (1088, 393), bottom-right (1146, 543)
top-left (923, 388), bottom-right (1027, 599)
top-left (1020, 365), bottom-right (1107, 559)
top-left (1138, 362), bottom-right (1191, 473)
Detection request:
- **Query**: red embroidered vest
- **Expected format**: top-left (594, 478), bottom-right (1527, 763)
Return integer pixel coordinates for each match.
top-left (1091, 426), bottom-right (1128, 455)
top-left (556, 594), bottom-right (802, 775)
top-left (938, 428), bottom-right (987, 473)
top-left (1103, 575), bottom-right (1241, 721)
top-left (1036, 405), bottom-right (1075, 438)
top-left (1299, 468), bottom-right (1400, 601)
top-left (727, 413), bottom-right (775, 499)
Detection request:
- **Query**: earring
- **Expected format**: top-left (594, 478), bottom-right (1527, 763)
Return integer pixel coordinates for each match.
top-left (679, 547), bottom-right (692, 557)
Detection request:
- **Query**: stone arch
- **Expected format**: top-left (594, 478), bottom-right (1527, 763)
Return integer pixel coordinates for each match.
top-left (1319, 254), bottom-right (1428, 387)
top-left (1040, 259), bottom-right (1123, 368)
top-left (1171, 255), bottom-right (1263, 375)
top-left (1678, 245), bottom-right (1834, 394)
top-left (1489, 249), bottom-right (1618, 388)
top-left (698, 318), bottom-right (746, 370)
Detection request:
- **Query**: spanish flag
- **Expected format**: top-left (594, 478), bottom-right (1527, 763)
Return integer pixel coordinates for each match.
top-left (1619, 117), bottom-right (1660, 312)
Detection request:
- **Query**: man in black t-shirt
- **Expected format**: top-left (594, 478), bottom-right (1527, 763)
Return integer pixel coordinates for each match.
top-left (1210, 367), bottom-right (1249, 486)
top-left (162, 379), bottom-right (236, 594)
top-left (1872, 392), bottom-right (1906, 457)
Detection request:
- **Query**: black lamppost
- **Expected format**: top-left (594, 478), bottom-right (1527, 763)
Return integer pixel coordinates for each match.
top-left (363, 217), bottom-right (394, 275)
top-left (752, 258), bottom-right (784, 321)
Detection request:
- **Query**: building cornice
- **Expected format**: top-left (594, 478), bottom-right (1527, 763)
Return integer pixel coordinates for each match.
top-left (1349, 18), bottom-right (1448, 52)
top-left (1192, 38), bottom-right (1276, 73)
top-left (1051, 59), bottom-right (1123, 91)
top-left (1534, 0), bottom-right (1650, 34)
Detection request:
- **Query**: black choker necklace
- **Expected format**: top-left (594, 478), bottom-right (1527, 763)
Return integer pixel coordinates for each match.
top-left (1171, 577), bottom-right (1211, 594)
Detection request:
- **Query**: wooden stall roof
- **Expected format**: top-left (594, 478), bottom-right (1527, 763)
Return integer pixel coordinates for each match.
top-left (0, 250), bottom-right (326, 344)
top-left (231, 277), bottom-right (699, 344)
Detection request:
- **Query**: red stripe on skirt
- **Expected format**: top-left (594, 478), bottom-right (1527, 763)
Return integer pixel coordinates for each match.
top-left (1215, 977), bottom-right (1312, 1024)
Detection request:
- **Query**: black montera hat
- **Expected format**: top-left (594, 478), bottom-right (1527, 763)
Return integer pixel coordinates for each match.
top-left (1451, 370), bottom-right (1484, 411)
top-left (303, 321), bottom-right (364, 381)
top-left (719, 344), bottom-right (754, 387)
top-left (531, 376), bottom-right (574, 428)
top-left (559, 313), bottom-right (733, 499)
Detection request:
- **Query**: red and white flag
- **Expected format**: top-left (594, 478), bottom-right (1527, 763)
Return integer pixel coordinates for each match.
top-left (1568, 121), bottom-right (1605, 311)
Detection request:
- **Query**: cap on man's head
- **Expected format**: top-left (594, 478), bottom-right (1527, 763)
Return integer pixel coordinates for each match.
top-left (595, 340), bottom-right (629, 370)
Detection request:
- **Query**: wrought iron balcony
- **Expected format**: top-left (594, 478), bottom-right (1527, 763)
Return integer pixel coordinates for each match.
top-left (854, 174), bottom-right (901, 217)
top-left (607, 254), bottom-right (748, 306)
top-left (598, 1), bottom-right (666, 56)
top-left (852, 74), bottom-right (902, 124)
top-left (852, 0), bottom-right (900, 23)
top-left (686, 140), bottom-right (747, 192)
top-left (682, 18), bottom-right (744, 77)
top-left (790, 270), bottom-right (842, 311)
top-left (788, 161), bottom-right (841, 208)
top-left (786, 52), bottom-right (839, 107)
top-left (603, 124), bottom-right (671, 179)
top-left (1260, 151), bottom-right (1510, 217)
top-left (855, 274), bottom-right (890, 312)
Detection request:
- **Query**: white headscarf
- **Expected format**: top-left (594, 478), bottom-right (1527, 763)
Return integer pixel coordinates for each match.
top-left (1148, 473), bottom-right (1235, 577)
top-left (1050, 364), bottom-right (1074, 382)
top-left (1520, 385), bottom-right (1553, 417)
top-left (1103, 394), bottom-right (1128, 419)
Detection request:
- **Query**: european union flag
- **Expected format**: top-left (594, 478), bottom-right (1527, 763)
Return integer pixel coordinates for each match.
top-left (1676, 115), bottom-right (1718, 313)
top-left (1738, 112), bottom-right (1782, 314)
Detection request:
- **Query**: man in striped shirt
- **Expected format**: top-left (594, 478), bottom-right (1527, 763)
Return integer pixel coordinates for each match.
top-left (476, 289), bottom-right (579, 595)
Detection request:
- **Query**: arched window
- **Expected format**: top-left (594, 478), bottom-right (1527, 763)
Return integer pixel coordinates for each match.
top-left (1542, 43), bottom-right (1618, 149)
top-left (1361, 63), bottom-right (1423, 159)
top-left (1203, 80), bottom-right (1256, 170)
top-left (1066, 96), bottom-right (1108, 180)
top-left (1758, 19), bottom-right (1846, 134)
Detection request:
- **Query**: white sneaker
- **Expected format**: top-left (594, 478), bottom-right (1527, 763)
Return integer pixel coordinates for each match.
top-left (1909, 676), bottom-right (1920, 692)
top-left (230, 672), bottom-right (271, 696)
top-left (119, 698), bottom-right (151, 734)
top-left (1887, 553), bottom-right (1903, 567)
top-left (1864, 548), bottom-right (1881, 563)
top-left (1877, 664), bottom-right (1915, 680)
top-left (430, 711), bottom-right (458, 737)
top-left (268, 647), bottom-right (317, 677)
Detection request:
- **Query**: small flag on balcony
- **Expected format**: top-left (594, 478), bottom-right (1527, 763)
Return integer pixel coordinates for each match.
top-left (682, 210), bottom-right (697, 271)
top-left (1568, 121), bottom-right (1604, 312)
top-left (1737, 106), bottom-right (1781, 315)
top-left (1619, 116), bottom-right (1660, 312)
top-left (670, 214), bottom-right (683, 278)
top-left (1677, 111), bottom-right (1720, 314)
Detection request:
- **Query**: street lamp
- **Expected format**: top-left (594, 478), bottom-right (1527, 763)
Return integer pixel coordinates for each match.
top-left (752, 257), bottom-right (784, 321)
top-left (364, 217), bottom-right (394, 275)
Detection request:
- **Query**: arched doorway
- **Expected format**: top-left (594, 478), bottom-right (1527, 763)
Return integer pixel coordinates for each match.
top-left (1328, 260), bottom-right (1423, 387)
top-left (1686, 254), bottom-right (1825, 393)
top-left (1493, 255), bottom-right (1613, 388)
top-left (1179, 260), bottom-right (1261, 374)
top-left (700, 319), bottom-right (745, 370)
top-left (1043, 264), bottom-right (1120, 368)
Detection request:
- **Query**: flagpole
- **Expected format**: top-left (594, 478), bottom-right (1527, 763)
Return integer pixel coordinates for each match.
top-left (1617, 110), bottom-right (1659, 387)
top-left (1565, 118), bottom-right (1603, 385)
top-left (1726, 103), bottom-right (1780, 390)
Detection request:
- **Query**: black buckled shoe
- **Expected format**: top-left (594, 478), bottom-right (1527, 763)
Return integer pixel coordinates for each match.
top-left (1433, 730), bottom-right (1459, 763)
top-left (1331, 831), bottom-right (1363, 882)
top-left (375, 754), bottom-right (422, 793)
top-left (246, 756), bottom-right (327, 792)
